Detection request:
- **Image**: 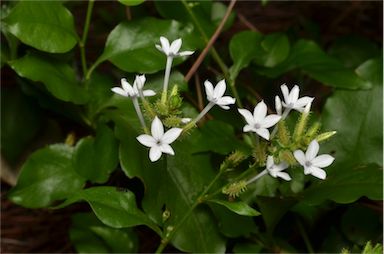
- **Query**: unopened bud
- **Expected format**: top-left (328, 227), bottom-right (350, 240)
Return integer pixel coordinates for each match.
top-left (222, 180), bottom-right (247, 198)
top-left (316, 131), bottom-right (337, 142)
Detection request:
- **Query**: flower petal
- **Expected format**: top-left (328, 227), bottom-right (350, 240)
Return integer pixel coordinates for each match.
top-left (178, 50), bottom-right (194, 56)
top-left (293, 150), bottom-right (306, 166)
top-left (238, 108), bottom-right (254, 125)
top-left (243, 125), bottom-right (255, 132)
top-left (149, 146), bottom-right (162, 162)
top-left (143, 90), bottom-right (156, 97)
top-left (134, 74), bottom-right (146, 90)
top-left (160, 36), bottom-right (170, 54)
top-left (306, 140), bottom-right (319, 161)
top-left (255, 128), bottom-right (270, 140)
top-left (181, 118), bottom-right (191, 123)
top-left (151, 116), bottom-right (164, 140)
top-left (111, 87), bottom-right (128, 97)
top-left (204, 80), bottom-right (214, 101)
top-left (275, 96), bottom-right (282, 115)
top-left (170, 38), bottom-right (182, 54)
top-left (289, 85), bottom-right (300, 104)
top-left (281, 84), bottom-right (290, 104)
top-left (260, 114), bottom-right (281, 128)
top-left (276, 172), bottom-right (292, 181)
top-left (294, 96), bottom-right (314, 109)
top-left (121, 78), bottom-right (133, 93)
top-left (217, 104), bottom-right (230, 110)
top-left (162, 128), bottom-right (182, 144)
top-left (312, 154), bottom-right (335, 168)
top-left (253, 101), bottom-right (267, 122)
top-left (216, 96), bottom-right (236, 106)
top-left (307, 166), bottom-right (327, 180)
top-left (160, 144), bottom-right (175, 155)
top-left (137, 134), bottom-right (156, 147)
top-left (266, 155), bottom-right (274, 169)
top-left (213, 79), bottom-right (227, 99)
top-left (155, 44), bottom-right (164, 53)
top-left (276, 162), bottom-right (289, 172)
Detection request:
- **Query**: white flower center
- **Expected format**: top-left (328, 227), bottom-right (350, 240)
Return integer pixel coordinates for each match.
top-left (156, 140), bottom-right (162, 146)
top-left (254, 123), bottom-right (261, 129)
top-left (305, 161), bottom-right (312, 167)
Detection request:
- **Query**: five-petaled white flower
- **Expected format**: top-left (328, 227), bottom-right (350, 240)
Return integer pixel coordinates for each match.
top-left (266, 156), bottom-right (291, 181)
top-left (204, 79), bottom-right (236, 110)
top-left (155, 36), bottom-right (194, 57)
top-left (137, 116), bottom-right (182, 162)
top-left (280, 84), bottom-right (314, 112)
top-left (111, 75), bottom-right (155, 98)
top-left (294, 140), bottom-right (335, 180)
top-left (238, 101), bottom-right (281, 140)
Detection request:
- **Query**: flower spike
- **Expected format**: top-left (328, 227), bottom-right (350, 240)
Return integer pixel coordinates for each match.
top-left (294, 140), bottom-right (335, 180)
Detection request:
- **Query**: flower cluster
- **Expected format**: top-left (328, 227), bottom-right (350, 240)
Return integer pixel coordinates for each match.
top-left (111, 36), bottom-right (335, 185)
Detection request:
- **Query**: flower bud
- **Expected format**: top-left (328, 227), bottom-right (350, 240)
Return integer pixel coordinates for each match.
top-left (316, 131), bottom-right (337, 142)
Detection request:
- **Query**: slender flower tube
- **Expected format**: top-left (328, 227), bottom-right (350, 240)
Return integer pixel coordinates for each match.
top-left (156, 36), bottom-right (194, 103)
top-left (111, 76), bottom-right (155, 131)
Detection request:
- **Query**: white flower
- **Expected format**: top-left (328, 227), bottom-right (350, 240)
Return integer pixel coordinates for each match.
top-left (266, 156), bottom-right (291, 181)
top-left (238, 101), bottom-right (281, 140)
top-left (280, 84), bottom-right (314, 112)
top-left (181, 118), bottom-right (191, 124)
top-left (111, 75), bottom-right (156, 98)
top-left (294, 140), bottom-right (335, 180)
top-left (275, 96), bottom-right (282, 115)
top-left (136, 116), bottom-right (182, 162)
top-left (204, 79), bottom-right (236, 110)
top-left (155, 36), bottom-right (194, 57)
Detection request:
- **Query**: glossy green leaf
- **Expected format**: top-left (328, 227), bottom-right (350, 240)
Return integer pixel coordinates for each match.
top-left (229, 31), bottom-right (263, 78)
top-left (256, 196), bottom-right (297, 234)
top-left (321, 58), bottom-right (382, 166)
top-left (57, 186), bottom-right (161, 235)
top-left (8, 144), bottom-right (86, 208)
top-left (116, 124), bottom-right (226, 252)
top-left (70, 212), bottom-right (138, 253)
top-left (208, 202), bottom-right (257, 238)
top-left (3, 1), bottom-right (78, 53)
top-left (256, 40), bottom-right (371, 89)
top-left (118, 0), bottom-right (145, 6)
top-left (208, 199), bottom-right (260, 216)
top-left (9, 53), bottom-right (88, 104)
top-left (302, 164), bottom-right (382, 205)
top-left (73, 125), bottom-right (118, 183)
top-left (96, 18), bottom-right (195, 73)
top-left (255, 33), bottom-right (290, 67)
top-left (191, 120), bottom-right (249, 154)
top-left (1, 86), bottom-right (42, 164)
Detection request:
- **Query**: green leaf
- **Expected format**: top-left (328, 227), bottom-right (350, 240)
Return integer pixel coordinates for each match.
top-left (256, 40), bottom-right (371, 89)
top-left (57, 186), bottom-right (161, 235)
top-left (70, 212), bottom-right (138, 253)
top-left (73, 125), bottom-right (119, 183)
top-left (255, 32), bottom-right (290, 68)
top-left (321, 58), bottom-right (382, 166)
top-left (3, 1), bottom-right (78, 53)
top-left (302, 164), bottom-right (383, 205)
top-left (256, 196), bottom-right (297, 234)
top-left (233, 242), bottom-right (263, 253)
top-left (8, 144), bottom-right (86, 208)
top-left (208, 199), bottom-right (260, 216)
top-left (117, 0), bottom-right (145, 6)
top-left (1, 86), bottom-right (42, 164)
top-left (208, 202), bottom-right (257, 238)
top-left (9, 53), bottom-right (88, 104)
top-left (229, 31), bottom-right (263, 78)
top-left (191, 120), bottom-right (250, 155)
top-left (117, 125), bottom-right (226, 253)
top-left (96, 18), bottom-right (195, 73)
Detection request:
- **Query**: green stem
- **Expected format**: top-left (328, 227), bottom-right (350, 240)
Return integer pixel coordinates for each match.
top-left (296, 217), bottom-right (314, 253)
top-left (155, 170), bottom-right (225, 253)
top-left (79, 0), bottom-right (94, 78)
top-left (161, 56), bottom-right (173, 104)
